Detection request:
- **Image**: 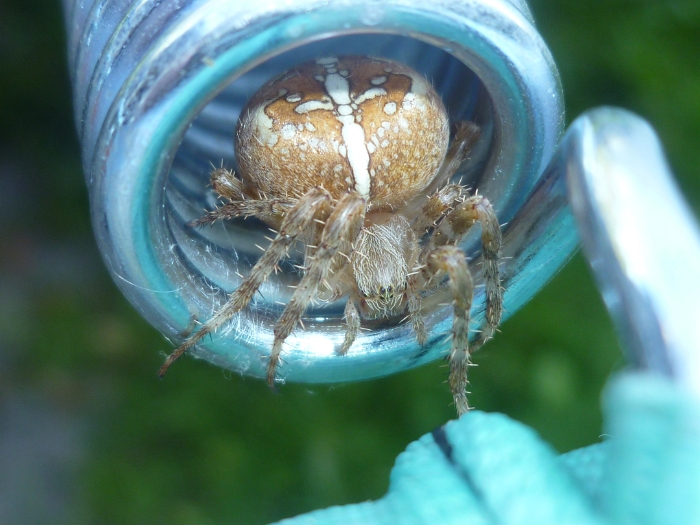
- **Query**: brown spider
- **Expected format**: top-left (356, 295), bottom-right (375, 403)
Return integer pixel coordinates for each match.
top-left (160, 56), bottom-right (503, 415)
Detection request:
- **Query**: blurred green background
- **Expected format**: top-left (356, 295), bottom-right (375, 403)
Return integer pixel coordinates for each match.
top-left (0, 0), bottom-right (698, 523)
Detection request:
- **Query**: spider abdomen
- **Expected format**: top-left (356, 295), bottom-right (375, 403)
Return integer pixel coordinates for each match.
top-left (235, 56), bottom-right (450, 210)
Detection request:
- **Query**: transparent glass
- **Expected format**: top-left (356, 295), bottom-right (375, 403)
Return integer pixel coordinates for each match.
top-left (62, 0), bottom-right (577, 382)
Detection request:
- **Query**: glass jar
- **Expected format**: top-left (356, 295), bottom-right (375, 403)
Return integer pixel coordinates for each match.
top-left (62, 0), bottom-right (577, 382)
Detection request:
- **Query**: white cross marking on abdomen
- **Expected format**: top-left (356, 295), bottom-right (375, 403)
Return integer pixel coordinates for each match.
top-left (291, 57), bottom-right (378, 199)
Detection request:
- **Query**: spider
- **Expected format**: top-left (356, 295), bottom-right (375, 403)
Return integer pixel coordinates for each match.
top-left (160, 56), bottom-right (503, 415)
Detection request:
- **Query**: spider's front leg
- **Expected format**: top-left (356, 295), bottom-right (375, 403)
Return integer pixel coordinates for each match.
top-left (158, 186), bottom-right (333, 377)
top-left (422, 193), bottom-right (503, 348)
top-left (267, 192), bottom-right (366, 386)
top-left (424, 245), bottom-right (474, 416)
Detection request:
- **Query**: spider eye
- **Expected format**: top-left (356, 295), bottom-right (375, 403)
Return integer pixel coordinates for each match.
top-left (379, 286), bottom-right (386, 294)
top-left (387, 285), bottom-right (393, 293)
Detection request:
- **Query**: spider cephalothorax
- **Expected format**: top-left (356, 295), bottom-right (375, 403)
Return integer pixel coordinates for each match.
top-left (160, 56), bottom-right (503, 415)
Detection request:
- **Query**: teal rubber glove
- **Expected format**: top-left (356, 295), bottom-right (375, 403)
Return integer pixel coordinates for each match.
top-left (274, 372), bottom-right (700, 525)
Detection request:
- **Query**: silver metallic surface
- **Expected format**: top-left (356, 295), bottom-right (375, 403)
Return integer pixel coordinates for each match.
top-left (62, 0), bottom-right (578, 382)
top-left (565, 108), bottom-right (700, 391)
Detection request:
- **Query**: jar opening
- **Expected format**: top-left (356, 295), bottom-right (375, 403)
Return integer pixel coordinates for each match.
top-left (165, 34), bottom-right (494, 325)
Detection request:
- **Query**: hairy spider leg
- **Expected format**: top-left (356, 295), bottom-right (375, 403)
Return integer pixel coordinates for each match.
top-left (210, 167), bottom-right (251, 200)
top-left (412, 189), bottom-right (502, 413)
top-left (340, 297), bottom-right (361, 355)
top-left (268, 192), bottom-right (366, 386)
top-left (406, 183), bottom-right (466, 344)
top-left (411, 183), bottom-right (464, 235)
top-left (158, 186), bottom-right (333, 378)
top-left (468, 198), bottom-right (502, 346)
top-left (401, 122), bottom-right (482, 343)
top-left (425, 245), bottom-right (474, 416)
top-left (425, 194), bottom-right (503, 348)
top-left (189, 168), bottom-right (294, 227)
top-left (406, 286), bottom-right (427, 345)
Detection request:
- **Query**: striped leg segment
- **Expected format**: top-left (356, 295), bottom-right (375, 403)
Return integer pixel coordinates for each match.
top-left (267, 192), bottom-right (366, 386)
top-left (425, 245), bottom-right (474, 416)
top-left (159, 186), bottom-right (332, 377)
top-left (424, 194), bottom-right (503, 348)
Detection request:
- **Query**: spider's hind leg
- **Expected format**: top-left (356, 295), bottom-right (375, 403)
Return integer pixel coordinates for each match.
top-left (189, 167), bottom-right (294, 227)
